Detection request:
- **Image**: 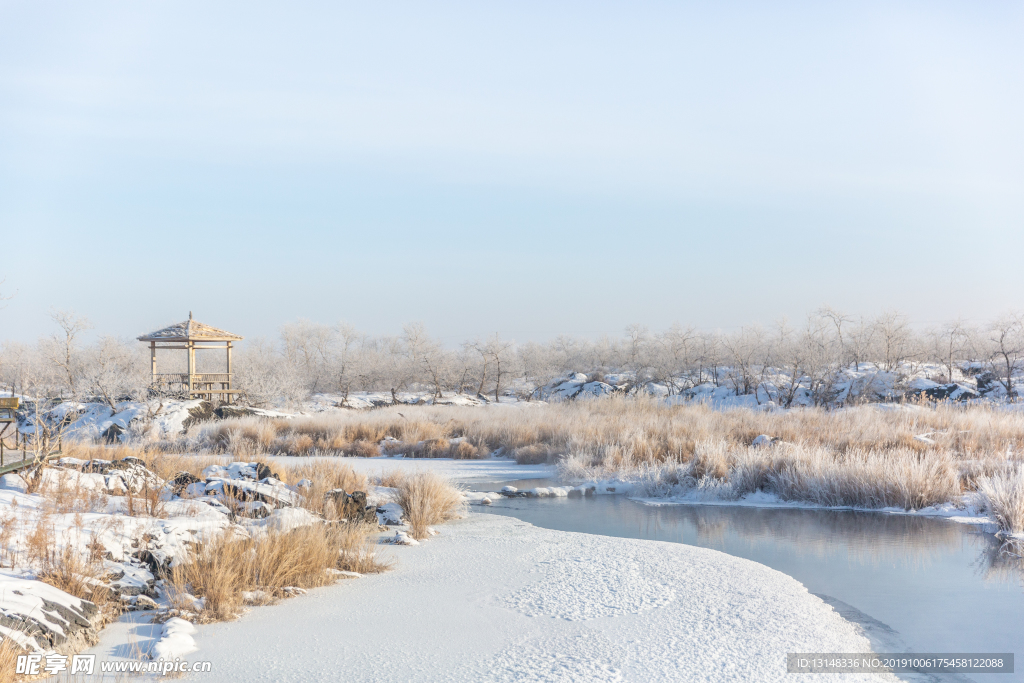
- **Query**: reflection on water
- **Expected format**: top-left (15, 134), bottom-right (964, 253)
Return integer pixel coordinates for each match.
top-left (472, 481), bottom-right (1024, 682)
top-left (974, 537), bottom-right (1024, 587)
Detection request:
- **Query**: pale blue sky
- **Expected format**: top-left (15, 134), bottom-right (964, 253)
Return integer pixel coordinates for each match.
top-left (1, 1), bottom-right (1022, 344)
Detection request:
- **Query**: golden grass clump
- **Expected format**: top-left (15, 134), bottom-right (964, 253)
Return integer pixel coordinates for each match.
top-left (287, 460), bottom-right (367, 515)
top-left (0, 636), bottom-right (23, 683)
top-left (37, 545), bottom-right (114, 613)
top-left (391, 472), bottom-right (465, 540)
top-left (140, 452), bottom-right (226, 482)
top-left (170, 523), bottom-right (389, 622)
top-left (59, 441), bottom-right (155, 462)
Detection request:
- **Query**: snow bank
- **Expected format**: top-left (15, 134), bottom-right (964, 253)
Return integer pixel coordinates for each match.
top-left (166, 514), bottom-right (884, 682)
top-left (151, 618), bottom-right (197, 660)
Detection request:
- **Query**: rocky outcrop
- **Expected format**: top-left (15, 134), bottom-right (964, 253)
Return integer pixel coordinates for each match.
top-left (0, 575), bottom-right (98, 651)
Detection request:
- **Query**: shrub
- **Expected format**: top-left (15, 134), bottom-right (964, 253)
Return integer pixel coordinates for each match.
top-left (392, 472), bottom-right (465, 540)
top-left (978, 468), bottom-right (1024, 534)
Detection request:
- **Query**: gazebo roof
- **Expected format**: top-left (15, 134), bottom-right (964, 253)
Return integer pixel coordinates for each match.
top-left (138, 313), bottom-right (243, 342)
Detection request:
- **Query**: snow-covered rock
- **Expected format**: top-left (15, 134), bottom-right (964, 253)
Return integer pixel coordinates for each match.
top-left (386, 530), bottom-right (419, 545)
top-left (0, 572), bottom-right (97, 650)
top-left (151, 618), bottom-right (197, 660)
top-left (376, 502), bottom-right (404, 526)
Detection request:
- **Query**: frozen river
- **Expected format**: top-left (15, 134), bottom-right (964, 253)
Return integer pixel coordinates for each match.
top-left (474, 480), bottom-right (1024, 683)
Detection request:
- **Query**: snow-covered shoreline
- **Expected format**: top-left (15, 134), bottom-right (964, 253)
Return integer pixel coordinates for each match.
top-left (271, 456), bottom-right (1014, 539)
top-left (629, 490), bottom-right (1009, 535)
top-left (88, 513), bottom-right (891, 682)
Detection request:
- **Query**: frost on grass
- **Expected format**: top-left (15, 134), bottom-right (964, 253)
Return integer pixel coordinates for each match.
top-left (978, 467), bottom-right (1024, 534)
top-left (388, 471), bottom-right (465, 540)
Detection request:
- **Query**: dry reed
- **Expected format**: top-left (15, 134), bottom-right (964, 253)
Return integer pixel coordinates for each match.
top-left (390, 472), bottom-right (465, 540)
top-left (977, 468), bottom-right (1024, 534)
top-left (169, 522), bottom-right (389, 623)
top-left (182, 399), bottom-right (1024, 466)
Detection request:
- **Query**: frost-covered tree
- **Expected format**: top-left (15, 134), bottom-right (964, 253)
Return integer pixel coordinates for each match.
top-left (43, 309), bottom-right (91, 399)
top-left (80, 337), bottom-right (148, 409)
top-left (234, 337), bottom-right (306, 407)
top-left (986, 314), bottom-right (1024, 399)
top-left (872, 310), bottom-right (917, 372)
top-left (928, 320), bottom-right (973, 384)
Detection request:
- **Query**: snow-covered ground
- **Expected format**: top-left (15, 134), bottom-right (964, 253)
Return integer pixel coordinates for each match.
top-left (87, 514), bottom-right (889, 682)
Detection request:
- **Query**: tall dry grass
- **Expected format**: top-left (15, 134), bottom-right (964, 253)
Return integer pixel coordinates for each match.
top-left (626, 441), bottom-right (964, 511)
top-left (0, 637), bottom-right (21, 683)
top-left (153, 398), bottom-right (1024, 526)
top-left (286, 460), bottom-right (367, 515)
top-left (35, 470), bottom-right (109, 515)
top-left (170, 523), bottom-right (389, 622)
top-left (977, 468), bottom-right (1024, 534)
top-left (181, 399), bottom-right (1024, 465)
top-left (37, 544), bottom-right (114, 613)
top-left (390, 472), bottom-right (465, 540)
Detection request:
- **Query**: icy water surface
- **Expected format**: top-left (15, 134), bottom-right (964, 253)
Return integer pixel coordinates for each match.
top-left (473, 480), bottom-right (1024, 683)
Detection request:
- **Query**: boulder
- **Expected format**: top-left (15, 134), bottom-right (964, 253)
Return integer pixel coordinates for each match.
top-left (214, 405), bottom-right (260, 420)
top-left (975, 371), bottom-right (999, 395)
top-left (236, 501), bottom-right (273, 519)
top-left (109, 457), bottom-right (147, 469)
top-left (386, 530), bottom-right (419, 545)
top-left (102, 423), bottom-right (125, 443)
top-left (0, 576), bottom-right (97, 650)
top-left (254, 462), bottom-right (277, 481)
top-left (907, 383), bottom-right (980, 402)
top-left (215, 478), bottom-right (299, 507)
top-left (376, 502), bottom-right (404, 525)
top-left (103, 459), bottom-right (163, 493)
top-left (184, 482), bottom-right (207, 497)
top-left (182, 401), bottom-right (215, 430)
top-left (324, 489), bottom-right (377, 523)
top-left (171, 471), bottom-right (203, 494)
top-left (134, 595), bottom-right (158, 610)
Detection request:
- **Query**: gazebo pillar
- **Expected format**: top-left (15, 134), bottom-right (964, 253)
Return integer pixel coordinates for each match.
top-left (225, 342), bottom-right (233, 403)
top-left (187, 341), bottom-right (196, 393)
top-left (150, 342), bottom-right (157, 384)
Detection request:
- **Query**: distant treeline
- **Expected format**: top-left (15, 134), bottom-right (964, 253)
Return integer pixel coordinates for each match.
top-left (1, 308), bottom-right (1022, 407)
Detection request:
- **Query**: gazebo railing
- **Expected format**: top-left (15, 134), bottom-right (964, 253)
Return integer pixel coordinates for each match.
top-left (151, 374), bottom-right (236, 399)
top-left (153, 373), bottom-right (233, 384)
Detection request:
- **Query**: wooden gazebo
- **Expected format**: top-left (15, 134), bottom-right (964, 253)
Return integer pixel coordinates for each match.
top-left (138, 313), bottom-right (243, 402)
